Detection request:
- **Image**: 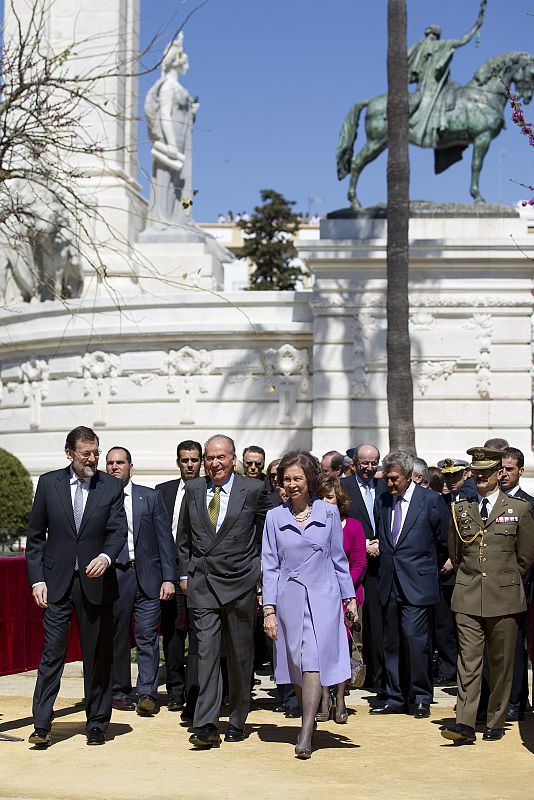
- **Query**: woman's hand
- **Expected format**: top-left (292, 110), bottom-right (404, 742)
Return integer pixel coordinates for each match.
top-left (263, 613), bottom-right (278, 641)
top-left (344, 599), bottom-right (358, 625)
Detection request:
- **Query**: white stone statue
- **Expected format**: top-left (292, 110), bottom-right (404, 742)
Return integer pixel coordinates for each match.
top-left (0, 178), bottom-right (83, 303)
top-left (144, 33), bottom-right (199, 231)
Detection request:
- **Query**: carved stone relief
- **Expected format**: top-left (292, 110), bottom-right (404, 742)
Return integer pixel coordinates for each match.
top-left (263, 344), bottom-right (310, 425)
top-left (20, 359), bottom-right (49, 429)
top-left (81, 351), bottom-right (121, 426)
top-left (166, 346), bottom-right (212, 424)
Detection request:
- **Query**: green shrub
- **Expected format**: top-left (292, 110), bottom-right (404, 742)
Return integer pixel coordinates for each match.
top-left (0, 448), bottom-right (33, 530)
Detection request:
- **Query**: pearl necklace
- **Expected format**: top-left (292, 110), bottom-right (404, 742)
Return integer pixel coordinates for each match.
top-left (290, 502), bottom-right (312, 522)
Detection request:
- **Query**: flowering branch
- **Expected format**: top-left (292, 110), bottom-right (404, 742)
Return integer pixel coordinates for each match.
top-left (506, 87), bottom-right (534, 205)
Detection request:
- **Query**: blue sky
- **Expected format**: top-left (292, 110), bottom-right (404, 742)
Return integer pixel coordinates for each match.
top-left (137, 0), bottom-right (533, 220)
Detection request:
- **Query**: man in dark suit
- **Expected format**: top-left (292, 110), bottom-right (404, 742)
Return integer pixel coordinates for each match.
top-left (25, 426), bottom-right (127, 747)
top-left (106, 447), bottom-right (176, 716)
top-left (371, 450), bottom-right (449, 719)
top-left (441, 447), bottom-right (534, 744)
top-left (155, 440), bottom-right (202, 713)
top-left (342, 443), bottom-right (386, 692)
top-left (499, 446), bottom-right (534, 722)
top-left (177, 434), bottom-right (269, 748)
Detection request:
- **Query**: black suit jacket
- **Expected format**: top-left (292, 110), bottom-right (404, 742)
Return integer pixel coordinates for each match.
top-left (513, 487), bottom-right (534, 511)
top-left (155, 478), bottom-right (181, 521)
top-left (377, 483), bottom-right (449, 607)
top-left (26, 467), bottom-right (127, 605)
top-left (130, 483), bottom-right (176, 599)
top-left (177, 473), bottom-right (270, 608)
top-left (342, 475), bottom-right (386, 577)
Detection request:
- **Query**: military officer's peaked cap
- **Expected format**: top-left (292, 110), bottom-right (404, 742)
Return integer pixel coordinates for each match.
top-left (466, 447), bottom-right (503, 470)
top-left (438, 458), bottom-right (469, 473)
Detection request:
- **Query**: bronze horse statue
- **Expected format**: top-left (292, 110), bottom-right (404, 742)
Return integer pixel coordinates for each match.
top-left (337, 51), bottom-right (534, 208)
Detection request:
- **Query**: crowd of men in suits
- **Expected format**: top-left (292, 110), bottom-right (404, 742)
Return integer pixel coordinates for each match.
top-left (25, 426), bottom-right (534, 749)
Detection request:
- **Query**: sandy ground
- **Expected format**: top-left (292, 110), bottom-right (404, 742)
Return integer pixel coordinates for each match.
top-left (2, 665), bottom-right (534, 800)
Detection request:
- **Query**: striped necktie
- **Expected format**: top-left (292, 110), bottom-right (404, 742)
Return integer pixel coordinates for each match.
top-left (208, 486), bottom-right (221, 529)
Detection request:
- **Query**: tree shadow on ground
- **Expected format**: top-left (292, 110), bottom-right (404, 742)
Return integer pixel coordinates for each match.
top-left (0, 702), bottom-right (82, 735)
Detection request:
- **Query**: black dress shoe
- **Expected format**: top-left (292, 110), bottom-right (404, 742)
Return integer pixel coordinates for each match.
top-left (28, 728), bottom-right (51, 747)
top-left (224, 724), bottom-right (245, 742)
top-left (370, 704), bottom-right (408, 715)
top-left (168, 696), bottom-right (185, 712)
top-left (440, 723), bottom-right (476, 744)
top-left (180, 710), bottom-right (193, 724)
top-left (189, 724), bottom-right (221, 749)
top-left (137, 695), bottom-right (158, 716)
top-left (414, 702), bottom-right (430, 719)
top-left (505, 707), bottom-right (525, 722)
top-left (86, 727), bottom-right (106, 745)
top-left (112, 697), bottom-right (135, 711)
top-left (483, 727), bottom-right (504, 741)
top-left (285, 708), bottom-right (301, 718)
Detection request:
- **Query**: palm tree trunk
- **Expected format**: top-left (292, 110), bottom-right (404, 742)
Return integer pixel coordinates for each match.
top-left (386, 0), bottom-right (415, 452)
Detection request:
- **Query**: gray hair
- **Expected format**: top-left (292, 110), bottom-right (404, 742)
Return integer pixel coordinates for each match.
top-left (412, 456), bottom-right (429, 484)
top-left (204, 434), bottom-right (236, 455)
top-left (382, 450), bottom-right (414, 478)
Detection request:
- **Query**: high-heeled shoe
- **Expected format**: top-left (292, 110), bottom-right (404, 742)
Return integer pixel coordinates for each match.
top-left (315, 697), bottom-right (333, 723)
top-left (295, 723), bottom-right (316, 759)
top-left (295, 744), bottom-right (312, 759)
top-left (334, 699), bottom-right (348, 724)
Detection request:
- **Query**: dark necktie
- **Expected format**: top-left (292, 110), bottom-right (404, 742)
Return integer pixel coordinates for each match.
top-left (117, 490), bottom-right (130, 563)
top-left (480, 498), bottom-right (489, 523)
top-left (208, 486), bottom-right (221, 529)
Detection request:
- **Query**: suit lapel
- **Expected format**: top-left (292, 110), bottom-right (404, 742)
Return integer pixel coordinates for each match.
top-left (396, 487), bottom-right (424, 547)
top-left (56, 467), bottom-right (76, 536)
top-left (382, 493), bottom-right (393, 546)
top-left (78, 472), bottom-right (105, 536)
top-left (487, 491), bottom-right (509, 526)
top-left (195, 478), bottom-right (214, 537)
top-left (347, 477), bottom-right (372, 528)
top-left (209, 477), bottom-right (246, 550)
top-left (132, 483), bottom-right (143, 543)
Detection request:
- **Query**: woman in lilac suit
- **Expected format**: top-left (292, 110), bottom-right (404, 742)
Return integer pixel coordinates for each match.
top-left (316, 476), bottom-right (366, 723)
top-left (262, 451), bottom-right (358, 759)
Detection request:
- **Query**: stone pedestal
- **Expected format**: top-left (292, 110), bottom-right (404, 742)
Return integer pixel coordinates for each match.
top-left (297, 203), bottom-right (534, 473)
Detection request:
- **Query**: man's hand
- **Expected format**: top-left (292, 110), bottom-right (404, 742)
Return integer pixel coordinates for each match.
top-left (86, 555), bottom-right (109, 578)
top-left (366, 539), bottom-right (380, 557)
top-left (440, 558), bottom-right (454, 576)
top-left (179, 578), bottom-right (188, 595)
top-left (160, 581), bottom-right (176, 601)
top-left (32, 583), bottom-right (48, 608)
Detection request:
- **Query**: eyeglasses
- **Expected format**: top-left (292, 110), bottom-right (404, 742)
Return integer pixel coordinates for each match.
top-left (75, 449), bottom-right (101, 460)
top-left (245, 461), bottom-right (263, 467)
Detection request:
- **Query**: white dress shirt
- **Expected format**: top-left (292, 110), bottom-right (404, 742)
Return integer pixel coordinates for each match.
top-left (206, 472), bottom-right (235, 532)
top-left (390, 479), bottom-right (416, 534)
top-left (171, 480), bottom-right (186, 542)
top-left (477, 487), bottom-right (500, 518)
top-left (123, 480), bottom-right (135, 560)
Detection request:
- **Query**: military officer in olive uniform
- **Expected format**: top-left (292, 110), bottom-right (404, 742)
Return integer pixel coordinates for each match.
top-left (441, 447), bottom-right (534, 745)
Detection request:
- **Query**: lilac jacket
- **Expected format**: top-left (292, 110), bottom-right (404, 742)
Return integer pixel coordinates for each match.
top-left (262, 499), bottom-right (354, 687)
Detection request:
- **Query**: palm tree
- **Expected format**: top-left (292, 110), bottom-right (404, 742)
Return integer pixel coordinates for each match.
top-left (386, 0), bottom-right (415, 452)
